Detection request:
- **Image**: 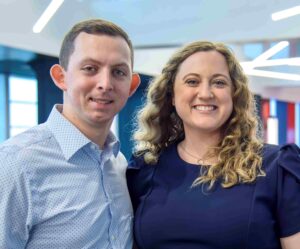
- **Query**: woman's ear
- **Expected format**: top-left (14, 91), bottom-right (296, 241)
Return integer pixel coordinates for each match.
top-left (50, 64), bottom-right (67, 91)
top-left (129, 73), bottom-right (141, 96)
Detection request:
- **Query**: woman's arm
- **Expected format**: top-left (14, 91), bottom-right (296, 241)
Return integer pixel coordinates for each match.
top-left (280, 232), bottom-right (300, 249)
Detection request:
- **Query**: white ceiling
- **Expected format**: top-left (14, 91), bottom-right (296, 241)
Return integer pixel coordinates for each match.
top-left (2, 0), bottom-right (300, 53)
top-left (1, 0), bottom-right (300, 100)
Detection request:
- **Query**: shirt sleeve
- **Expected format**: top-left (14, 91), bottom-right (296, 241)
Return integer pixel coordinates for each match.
top-left (0, 151), bottom-right (33, 248)
top-left (277, 144), bottom-right (300, 237)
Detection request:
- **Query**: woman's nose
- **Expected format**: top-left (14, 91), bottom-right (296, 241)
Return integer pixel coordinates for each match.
top-left (197, 83), bottom-right (213, 99)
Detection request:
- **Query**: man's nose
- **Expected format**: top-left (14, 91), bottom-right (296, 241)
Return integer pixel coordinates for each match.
top-left (97, 70), bottom-right (113, 91)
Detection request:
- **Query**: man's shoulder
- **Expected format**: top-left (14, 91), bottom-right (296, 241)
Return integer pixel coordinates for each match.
top-left (0, 123), bottom-right (53, 157)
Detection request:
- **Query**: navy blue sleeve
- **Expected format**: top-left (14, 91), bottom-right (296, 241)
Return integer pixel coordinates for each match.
top-left (277, 144), bottom-right (300, 237)
top-left (126, 155), bottom-right (156, 212)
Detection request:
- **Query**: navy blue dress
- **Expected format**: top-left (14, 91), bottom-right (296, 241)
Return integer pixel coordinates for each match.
top-left (126, 143), bottom-right (300, 249)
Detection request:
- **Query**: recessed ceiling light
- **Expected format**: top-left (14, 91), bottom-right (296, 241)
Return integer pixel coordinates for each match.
top-left (253, 41), bottom-right (289, 62)
top-left (243, 69), bottom-right (300, 81)
top-left (33, 0), bottom-right (64, 33)
top-left (241, 57), bottom-right (300, 67)
top-left (241, 41), bottom-right (300, 81)
top-left (271, 5), bottom-right (300, 21)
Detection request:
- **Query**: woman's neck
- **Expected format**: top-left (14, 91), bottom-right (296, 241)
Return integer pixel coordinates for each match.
top-left (179, 129), bottom-right (221, 165)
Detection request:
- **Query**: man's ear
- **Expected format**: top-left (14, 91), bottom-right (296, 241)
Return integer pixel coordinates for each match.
top-left (129, 73), bottom-right (141, 96)
top-left (50, 64), bottom-right (67, 91)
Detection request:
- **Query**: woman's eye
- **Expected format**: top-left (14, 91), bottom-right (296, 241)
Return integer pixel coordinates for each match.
top-left (186, 79), bottom-right (198, 86)
top-left (213, 80), bottom-right (227, 87)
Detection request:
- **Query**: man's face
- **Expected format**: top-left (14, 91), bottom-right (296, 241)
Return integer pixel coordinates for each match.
top-left (61, 32), bottom-right (133, 131)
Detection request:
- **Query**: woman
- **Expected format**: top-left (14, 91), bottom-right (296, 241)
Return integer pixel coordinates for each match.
top-left (127, 41), bottom-right (300, 249)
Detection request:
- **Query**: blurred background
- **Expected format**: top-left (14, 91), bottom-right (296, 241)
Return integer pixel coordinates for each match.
top-left (0, 0), bottom-right (300, 158)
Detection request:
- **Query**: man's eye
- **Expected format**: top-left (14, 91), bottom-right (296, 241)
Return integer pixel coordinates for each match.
top-left (113, 69), bottom-right (126, 77)
top-left (82, 66), bottom-right (97, 73)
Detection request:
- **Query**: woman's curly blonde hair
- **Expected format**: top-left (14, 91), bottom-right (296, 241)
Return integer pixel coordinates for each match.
top-left (133, 41), bottom-right (264, 188)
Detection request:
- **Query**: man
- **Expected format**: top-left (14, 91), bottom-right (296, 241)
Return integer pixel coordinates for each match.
top-left (0, 19), bottom-right (140, 248)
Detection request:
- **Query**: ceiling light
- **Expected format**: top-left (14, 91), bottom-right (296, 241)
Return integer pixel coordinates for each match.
top-left (240, 41), bottom-right (300, 81)
top-left (241, 57), bottom-right (300, 67)
top-left (271, 5), bottom-right (300, 21)
top-left (253, 41), bottom-right (289, 62)
top-left (243, 68), bottom-right (300, 81)
top-left (33, 0), bottom-right (64, 33)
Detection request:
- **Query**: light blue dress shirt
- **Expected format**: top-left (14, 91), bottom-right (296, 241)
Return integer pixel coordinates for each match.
top-left (0, 105), bottom-right (133, 249)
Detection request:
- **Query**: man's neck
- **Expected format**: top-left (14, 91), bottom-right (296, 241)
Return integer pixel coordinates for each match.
top-left (60, 107), bottom-right (113, 149)
top-left (79, 123), bottom-right (111, 149)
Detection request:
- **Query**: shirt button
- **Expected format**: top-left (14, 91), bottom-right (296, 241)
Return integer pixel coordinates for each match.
top-left (111, 235), bottom-right (115, 240)
top-left (90, 144), bottom-right (97, 150)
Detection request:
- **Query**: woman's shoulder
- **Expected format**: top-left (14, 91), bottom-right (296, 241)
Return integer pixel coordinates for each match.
top-left (126, 152), bottom-right (157, 183)
top-left (127, 144), bottom-right (178, 170)
top-left (263, 143), bottom-right (300, 237)
top-left (263, 143), bottom-right (300, 180)
top-left (127, 153), bottom-right (147, 170)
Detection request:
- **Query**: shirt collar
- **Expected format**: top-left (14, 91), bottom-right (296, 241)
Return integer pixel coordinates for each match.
top-left (46, 104), bottom-right (120, 160)
top-left (46, 105), bottom-right (90, 160)
top-left (104, 131), bottom-right (120, 158)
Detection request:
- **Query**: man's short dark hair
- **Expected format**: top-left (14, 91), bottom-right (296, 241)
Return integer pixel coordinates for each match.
top-left (59, 19), bottom-right (134, 69)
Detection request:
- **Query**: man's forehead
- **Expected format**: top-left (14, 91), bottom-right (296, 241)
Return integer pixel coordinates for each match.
top-left (72, 32), bottom-right (132, 66)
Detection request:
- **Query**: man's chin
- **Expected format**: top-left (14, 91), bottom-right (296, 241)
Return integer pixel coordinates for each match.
top-left (89, 116), bottom-right (114, 127)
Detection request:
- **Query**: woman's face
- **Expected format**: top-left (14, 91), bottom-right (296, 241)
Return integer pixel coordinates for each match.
top-left (172, 50), bottom-right (233, 137)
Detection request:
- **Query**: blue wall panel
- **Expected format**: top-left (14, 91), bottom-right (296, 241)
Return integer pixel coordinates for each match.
top-left (277, 101), bottom-right (287, 145)
top-left (119, 74), bottom-right (152, 159)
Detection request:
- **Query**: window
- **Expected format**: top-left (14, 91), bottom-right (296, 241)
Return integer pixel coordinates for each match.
top-left (270, 41), bottom-right (289, 59)
top-left (0, 74), bottom-right (6, 141)
top-left (8, 75), bottom-right (38, 137)
top-left (243, 43), bottom-right (264, 60)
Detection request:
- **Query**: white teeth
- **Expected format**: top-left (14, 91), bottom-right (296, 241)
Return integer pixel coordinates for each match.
top-left (91, 98), bottom-right (112, 104)
top-left (194, 105), bottom-right (215, 111)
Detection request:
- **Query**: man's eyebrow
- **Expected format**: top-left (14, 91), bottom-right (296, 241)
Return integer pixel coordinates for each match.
top-left (79, 58), bottom-right (130, 69)
top-left (79, 58), bottom-right (100, 64)
top-left (112, 62), bottom-right (130, 69)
